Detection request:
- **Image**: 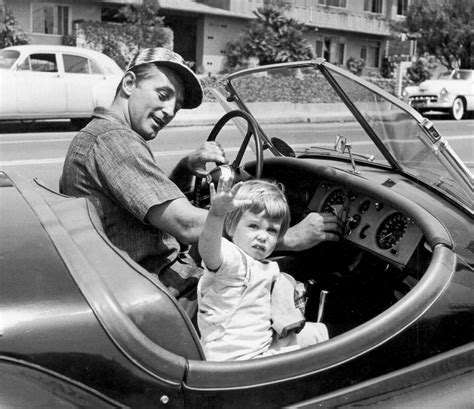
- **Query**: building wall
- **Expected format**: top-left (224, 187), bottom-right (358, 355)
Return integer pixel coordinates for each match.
top-left (200, 14), bottom-right (248, 74)
top-left (3, 0), bottom-right (409, 75)
top-left (4, 0), bottom-right (100, 45)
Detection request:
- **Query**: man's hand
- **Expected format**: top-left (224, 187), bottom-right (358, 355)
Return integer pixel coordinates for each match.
top-left (186, 141), bottom-right (228, 175)
top-left (209, 176), bottom-right (251, 217)
top-left (278, 212), bottom-right (343, 252)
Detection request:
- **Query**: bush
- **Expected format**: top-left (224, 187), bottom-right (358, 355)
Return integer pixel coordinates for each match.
top-left (224, 6), bottom-right (314, 71)
top-left (70, 0), bottom-right (173, 69)
top-left (346, 57), bottom-right (366, 76)
top-left (199, 72), bottom-right (399, 103)
top-left (405, 57), bottom-right (431, 84)
top-left (0, 8), bottom-right (29, 48)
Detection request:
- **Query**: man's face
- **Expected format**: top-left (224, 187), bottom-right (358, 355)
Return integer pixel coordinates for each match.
top-left (127, 66), bottom-right (185, 140)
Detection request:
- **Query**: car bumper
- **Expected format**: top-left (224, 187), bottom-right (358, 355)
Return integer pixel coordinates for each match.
top-left (407, 96), bottom-right (452, 111)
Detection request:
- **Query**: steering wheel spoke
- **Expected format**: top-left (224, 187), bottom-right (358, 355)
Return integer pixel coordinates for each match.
top-left (193, 110), bottom-right (263, 207)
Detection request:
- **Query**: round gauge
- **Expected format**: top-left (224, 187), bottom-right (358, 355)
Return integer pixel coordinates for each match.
top-left (321, 189), bottom-right (346, 213)
top-left (358, 199), bottom-right (371, 214)
top-left (376, 212), bottom-right (408, 250)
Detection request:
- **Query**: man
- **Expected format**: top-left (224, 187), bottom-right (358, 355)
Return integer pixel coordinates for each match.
top-left (60, 47), bottom-right (342, 316)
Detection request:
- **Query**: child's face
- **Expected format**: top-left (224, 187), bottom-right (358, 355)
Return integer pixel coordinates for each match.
top-left (231, 210), bottom-right (282, 260)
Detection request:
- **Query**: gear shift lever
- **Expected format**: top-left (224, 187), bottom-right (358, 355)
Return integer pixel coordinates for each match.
top-left (317, 290), bottom-right (328, 323)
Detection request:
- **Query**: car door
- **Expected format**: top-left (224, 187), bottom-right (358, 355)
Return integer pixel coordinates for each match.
top-left (16, 52), bottom-right (67, 115)
top-left (62, 53), bottom-right (106, 114)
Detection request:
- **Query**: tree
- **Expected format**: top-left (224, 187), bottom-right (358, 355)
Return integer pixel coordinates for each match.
top-left (0, 8), bottom-right (29, 48)
top-left (225, 6), bottom-right (314, 70)
top-left (391, 0), bottom-right (473, 69)
top-left (71, 0), bottom-right (172, 69)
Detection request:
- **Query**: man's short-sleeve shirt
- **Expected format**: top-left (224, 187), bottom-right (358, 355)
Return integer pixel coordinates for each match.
top-left (60, 107), bottom-right (200, 297)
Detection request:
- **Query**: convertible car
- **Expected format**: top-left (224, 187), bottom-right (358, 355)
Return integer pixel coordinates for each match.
top-left (1, 60), bottom-right (473, 408)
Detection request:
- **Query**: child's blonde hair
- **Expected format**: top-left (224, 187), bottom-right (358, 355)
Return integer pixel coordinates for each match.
top-left (224, 179), bottom-right (290, 239)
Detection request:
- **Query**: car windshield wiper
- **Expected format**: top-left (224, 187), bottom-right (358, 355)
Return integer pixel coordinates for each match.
top-left (303, 145), bottom-right (375, 162)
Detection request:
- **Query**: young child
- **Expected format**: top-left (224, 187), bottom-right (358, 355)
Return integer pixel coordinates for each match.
top-left (197, 176), bottom-right (328, 361)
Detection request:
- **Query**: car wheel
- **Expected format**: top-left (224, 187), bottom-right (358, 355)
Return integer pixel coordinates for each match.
top-left (70, 118), bottom-right (91, 129)
top-left (450, 97), bottom-right (465, 120)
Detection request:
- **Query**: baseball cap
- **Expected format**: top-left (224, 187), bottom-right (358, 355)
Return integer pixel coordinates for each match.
top-left (126, 47), bottom-right (203, 109)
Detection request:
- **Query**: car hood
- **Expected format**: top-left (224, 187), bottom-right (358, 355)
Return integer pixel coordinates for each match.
top-left (418, 79), bottom-right (470, 93)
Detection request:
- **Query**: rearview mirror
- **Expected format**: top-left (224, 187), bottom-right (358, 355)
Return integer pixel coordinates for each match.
top-left (335, 135), bottom-right (347, 154)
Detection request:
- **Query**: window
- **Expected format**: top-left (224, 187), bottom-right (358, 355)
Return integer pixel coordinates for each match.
top-left (364, 0), bottom-right (382, 13)
top-left (17, 54), bottom-right (58, 72)
top-left (397, 0), bottom-right (409, 16)
top-left (360, 41), bottom-right (380, 68)
top-left (336, 43), bottom-right (345, 65)
top-left (63, 54), bottom-right (104, 75)
top-left (316, 37), bottom-right (332, 62)
top-left (32, 3), bottom-right (69, 35)
top-left (0, 50), bottom-right (20, 69)
top-left (318, 0), bottom-right (346, 8)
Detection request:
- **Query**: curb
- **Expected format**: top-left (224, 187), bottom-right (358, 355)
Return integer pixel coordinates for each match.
top-left (169, 102), bottom-right (353, 127)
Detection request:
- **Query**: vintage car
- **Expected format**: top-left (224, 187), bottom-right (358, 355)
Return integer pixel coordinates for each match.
top-left (0, 45), bottom-right (123, 127)
top-left (1, 60), bottom-right (473, 408)
top-left (402, 69), bottom-right (474, 120)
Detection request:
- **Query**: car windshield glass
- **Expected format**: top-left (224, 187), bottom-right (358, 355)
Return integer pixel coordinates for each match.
top-left (228, 66), bottom-right (390, 166)
top-left (228, 64), bottom-right (472, 206)
top-left (0, 50), bottom-right (20, 69)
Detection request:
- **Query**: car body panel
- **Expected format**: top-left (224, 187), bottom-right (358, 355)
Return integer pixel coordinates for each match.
top-left (0, 45), bottom-right (123, 121)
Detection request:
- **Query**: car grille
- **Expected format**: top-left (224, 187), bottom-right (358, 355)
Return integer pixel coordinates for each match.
top-left (409, 95), bottom-right (438, 103)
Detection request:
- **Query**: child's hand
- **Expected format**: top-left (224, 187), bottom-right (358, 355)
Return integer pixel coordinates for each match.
top-left (209, 175), bottom-right (251, 217)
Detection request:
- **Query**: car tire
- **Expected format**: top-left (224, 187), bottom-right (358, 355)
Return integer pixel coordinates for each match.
top-left (70, 118), bottom-right (91, 129)
top-left (450, 97), bottom-right (465, 120)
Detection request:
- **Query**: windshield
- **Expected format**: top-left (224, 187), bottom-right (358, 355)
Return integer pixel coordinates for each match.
top-left (0, 50), bottom-right (20, 69)
top-left (227, 63), bottom-right (472, 207)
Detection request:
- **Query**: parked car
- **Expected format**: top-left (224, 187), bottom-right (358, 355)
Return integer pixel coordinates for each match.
top-left (1, 60), bottom-right (473, 408)
top-left (0, 45), bottom-right (123, 127)
top-left (402, 69), bottom-right (474, 120)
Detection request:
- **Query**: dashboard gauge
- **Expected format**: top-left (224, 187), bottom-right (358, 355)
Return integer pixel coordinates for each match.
top-left (347, 214), bottom-right (361, 230)
top-left (348, 191), bottom-right (358, 201)
top-left (374, 201), bottom-right (384, 211)
top-left (376, 212), bottom-right (408, 250)
top-left (321, 189), bottom-right (346, 213)
top-left (358, 199), bottom-right (371, 214)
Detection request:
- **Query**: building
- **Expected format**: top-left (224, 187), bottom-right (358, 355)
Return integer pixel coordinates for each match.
top-left (0, 0), bottom-right (411, 74)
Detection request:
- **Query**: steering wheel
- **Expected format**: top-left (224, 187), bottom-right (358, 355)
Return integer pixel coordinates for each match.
top-left (193, 110), bottom-right (264, 207)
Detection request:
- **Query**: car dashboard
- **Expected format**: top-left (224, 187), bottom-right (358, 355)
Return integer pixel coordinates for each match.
top-left (306, 182), bottom-right (424, 266)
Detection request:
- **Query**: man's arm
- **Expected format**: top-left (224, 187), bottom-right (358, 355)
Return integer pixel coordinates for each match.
top-left (146, 197), bottom-right (207, 245)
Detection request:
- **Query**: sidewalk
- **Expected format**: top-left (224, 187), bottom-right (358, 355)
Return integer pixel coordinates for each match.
top-left (170, 102), bottom-right (352, 127)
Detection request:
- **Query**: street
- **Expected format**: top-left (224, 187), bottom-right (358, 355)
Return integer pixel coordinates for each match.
top-left (0, 118), bottom-right (472, 189)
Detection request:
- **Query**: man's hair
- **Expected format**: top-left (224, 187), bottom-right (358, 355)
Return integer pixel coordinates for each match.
top-left (224, 179), bottom-right (290, 239)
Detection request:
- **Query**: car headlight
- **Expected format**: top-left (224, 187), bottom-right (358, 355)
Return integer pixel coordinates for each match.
top-left (439, 87), bottom-right (448, 99)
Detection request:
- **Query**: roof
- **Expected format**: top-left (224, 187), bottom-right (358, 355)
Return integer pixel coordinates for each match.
top-left (158, 0), bottom-right (254, 19)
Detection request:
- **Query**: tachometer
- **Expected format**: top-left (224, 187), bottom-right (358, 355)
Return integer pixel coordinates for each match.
top-left (376, 212), bottom-right (408, 250)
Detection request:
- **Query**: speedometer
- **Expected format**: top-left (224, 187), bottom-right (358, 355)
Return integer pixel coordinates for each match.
top-left (376, 212), bottom-right (408, 250)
